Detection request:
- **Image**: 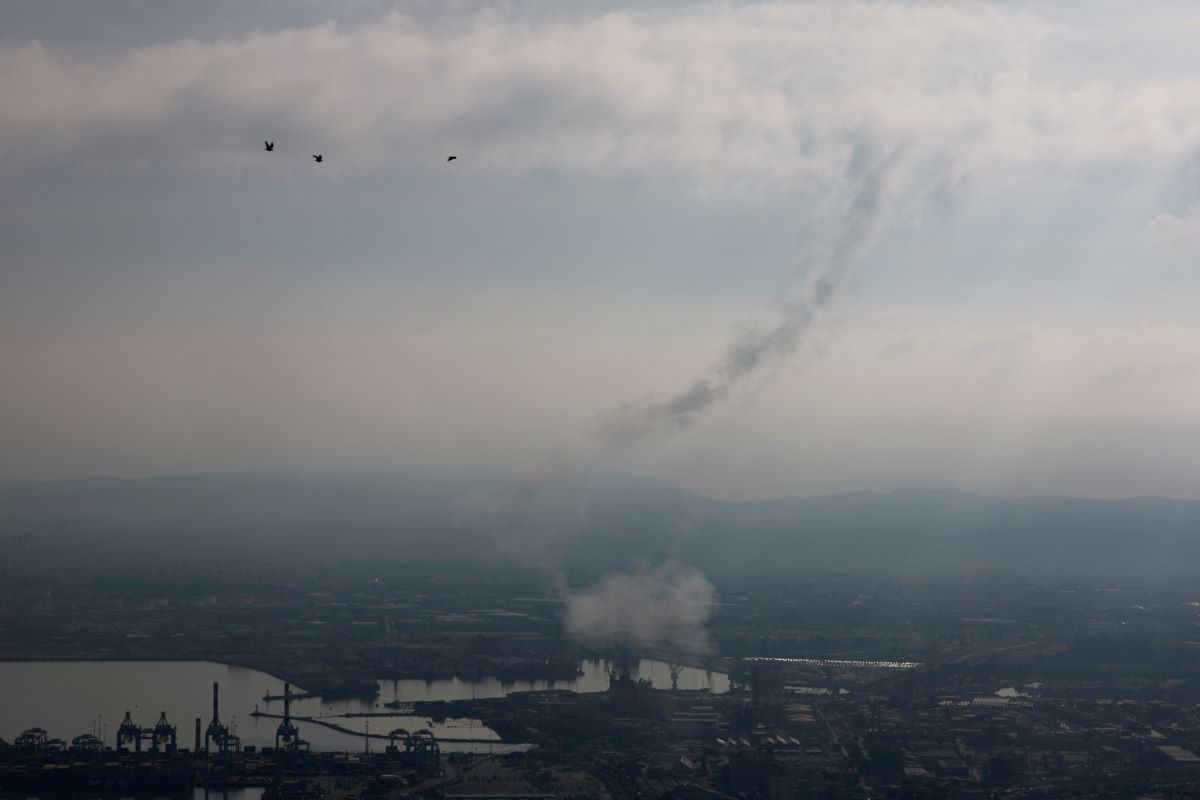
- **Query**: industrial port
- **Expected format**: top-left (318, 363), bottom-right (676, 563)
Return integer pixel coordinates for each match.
top-left (14, 636), bottom-right (1200, 800)
top-left (1, 679), bottom-right (447, 797)
top-left (12, 522), bottom-right (1200, 797)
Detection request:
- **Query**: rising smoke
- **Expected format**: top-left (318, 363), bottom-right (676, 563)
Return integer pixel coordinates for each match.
top-left (483, 145), bottom-right (913, 660)
top-left (595, 144), bottom-right (905, 447)
top-left (564, 561), bottom-right (716, 656)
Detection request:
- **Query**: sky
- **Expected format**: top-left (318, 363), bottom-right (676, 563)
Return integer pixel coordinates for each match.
top-left (3, 0), bottom-right (1200, 499)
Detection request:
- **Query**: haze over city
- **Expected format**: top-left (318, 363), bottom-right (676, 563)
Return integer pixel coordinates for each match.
top-left (13, 6), bottom-right (1200, 800)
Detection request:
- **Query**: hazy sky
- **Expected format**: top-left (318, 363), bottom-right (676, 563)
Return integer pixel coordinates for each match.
top-left (4, 1), bottom-right (1200, 499)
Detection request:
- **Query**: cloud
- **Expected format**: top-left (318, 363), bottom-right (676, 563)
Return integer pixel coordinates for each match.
top-left (564, 561), bottom-right (715, 655)
top-left (1146, 203), bottom-right (1200, 254)
top-left (3, 4), bottom-right (1200, 188)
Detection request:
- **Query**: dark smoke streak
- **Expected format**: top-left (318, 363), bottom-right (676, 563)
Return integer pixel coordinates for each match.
top-left (595, 145), bottom-right (903, 447)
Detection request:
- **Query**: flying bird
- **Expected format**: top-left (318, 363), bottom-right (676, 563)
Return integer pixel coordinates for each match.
top-left (446, 155), bottom-right (457, 162)
top-left (264, 141), bottom-right (274, 152)
top-left (312, 154), bottom-right (323, 163)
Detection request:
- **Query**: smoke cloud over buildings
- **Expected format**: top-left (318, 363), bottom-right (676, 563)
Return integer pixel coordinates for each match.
top-left (564, 562), bottom-right (716, 656)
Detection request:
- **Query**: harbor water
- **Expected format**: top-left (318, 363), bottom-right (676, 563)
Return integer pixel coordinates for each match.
top-left (0, 659), bottom-right (727, 753)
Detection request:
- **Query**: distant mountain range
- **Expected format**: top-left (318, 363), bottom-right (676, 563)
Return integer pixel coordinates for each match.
top-left (2, 470), bottom-right (1199, 578)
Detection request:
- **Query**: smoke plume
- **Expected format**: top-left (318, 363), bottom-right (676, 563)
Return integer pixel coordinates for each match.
top-left (595, 144), bottom-right (904, 447)
top-left (564, 562), bottom-right (715, 656)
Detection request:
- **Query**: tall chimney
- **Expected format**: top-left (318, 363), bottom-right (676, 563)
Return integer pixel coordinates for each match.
top-left (194, 718), bottom-right (201, 752)
top-left (211, 682), bottom-right (220, 723)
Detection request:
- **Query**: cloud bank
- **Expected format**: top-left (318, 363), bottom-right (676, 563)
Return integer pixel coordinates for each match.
top-left (4, 4), bottom-right (1200, 187)
top-left (4, 2), bottom-right (1200, 501)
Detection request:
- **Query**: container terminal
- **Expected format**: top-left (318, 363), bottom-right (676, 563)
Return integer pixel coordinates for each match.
top-left (0, 681), bottom-right (451, 798)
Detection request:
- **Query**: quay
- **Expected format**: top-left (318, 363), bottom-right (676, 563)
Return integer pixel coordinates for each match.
top-left (249, 712), bottom-right (502, 745)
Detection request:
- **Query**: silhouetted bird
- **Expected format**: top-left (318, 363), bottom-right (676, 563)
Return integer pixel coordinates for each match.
top-left (264, 141), bottom-right (274, 152)
top-left (312, 154), bottom-right (323, 163)
top-left (446, 155), bottom-right (457, 162)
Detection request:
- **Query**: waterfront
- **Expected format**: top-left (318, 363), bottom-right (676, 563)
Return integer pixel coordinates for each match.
top-left (0, 661), bottom-right (495, 753)
top-left (373, 658), bottom-right (730, 702)
top-left (0, 659), bottom-right (727, 753)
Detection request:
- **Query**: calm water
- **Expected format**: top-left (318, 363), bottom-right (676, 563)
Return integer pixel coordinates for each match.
top-left (0, 659), bottom-right (726, 753)
top-left (0, 661), bottom-right (496, 753)
top-left (373, 658), bottom-right (729, 703)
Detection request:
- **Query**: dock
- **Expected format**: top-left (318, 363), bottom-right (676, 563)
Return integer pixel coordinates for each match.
top-left (248, 712), bottom-right (503, 745)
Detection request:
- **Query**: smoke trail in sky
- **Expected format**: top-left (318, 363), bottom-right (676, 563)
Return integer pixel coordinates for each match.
top-left (595, 145), bottom-right (904, 447)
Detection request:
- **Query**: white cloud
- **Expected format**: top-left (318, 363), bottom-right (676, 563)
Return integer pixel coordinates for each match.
top-left (1146, 203), bottom-right (1200, 254)
top-left (565, 563), bottom-right (715, 655)
top-left (3, 4), bottom-right (1200, 189)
